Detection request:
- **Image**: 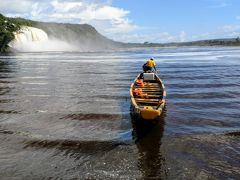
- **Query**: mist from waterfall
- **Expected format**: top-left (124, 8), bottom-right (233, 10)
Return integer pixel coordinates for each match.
top-left (9, 26), bottom-right (77, 52)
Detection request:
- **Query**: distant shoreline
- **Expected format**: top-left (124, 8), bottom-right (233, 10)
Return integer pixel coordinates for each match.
top-left (124, 38), bottom-right (240, 48)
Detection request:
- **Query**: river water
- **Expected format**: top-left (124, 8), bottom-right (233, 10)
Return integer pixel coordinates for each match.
top-left (0, 47), bottom-right (240, 179)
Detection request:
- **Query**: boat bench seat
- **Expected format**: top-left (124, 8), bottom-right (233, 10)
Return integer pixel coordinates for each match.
top-left (135, 98), bottom-right (161, 104)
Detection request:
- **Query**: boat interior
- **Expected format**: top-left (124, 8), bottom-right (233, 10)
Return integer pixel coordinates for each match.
top-left (132, 73), bottom-right (163, 110)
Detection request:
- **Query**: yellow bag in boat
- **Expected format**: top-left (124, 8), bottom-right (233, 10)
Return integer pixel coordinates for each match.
top-left (140, 106), bottom-right (161, 120)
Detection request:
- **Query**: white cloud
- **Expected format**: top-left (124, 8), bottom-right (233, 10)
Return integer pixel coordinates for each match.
top-left (221, 25), bottom-right (240, 38)
top-left (0, 0), bottom-right (137, 36)
top-left (222, 25), bottom-right (240, 32)
top-left (180, 31), bottom-right (186, 42)
top-left (207, 0), bottom-right (231, 8)
top-left (191, 32), bottom-right (212, 40)
top-left (112, 31), bottom-right (188, 43)
top-left (210, 2), bottom-right (230, 8)
top-left (0, 0), bottom-right (34, 13)
top-left (190, 24), bottom-right (240, 41)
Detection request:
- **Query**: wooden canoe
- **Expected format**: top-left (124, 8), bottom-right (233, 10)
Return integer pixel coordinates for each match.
top-left (130, 72), bottom-right (166, 120)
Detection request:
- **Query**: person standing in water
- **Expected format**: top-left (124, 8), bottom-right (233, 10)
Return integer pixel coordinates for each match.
top-left (142, 57), bottom-right (157, 72)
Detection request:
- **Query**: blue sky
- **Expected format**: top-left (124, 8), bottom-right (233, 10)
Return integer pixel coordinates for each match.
top-left (1, 0), bottom-right (240, 43)
top-left (111, 0), bottom-right (240, 42)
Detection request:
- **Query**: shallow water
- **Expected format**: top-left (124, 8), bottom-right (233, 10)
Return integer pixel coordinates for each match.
top-left (0, 47), bottom-right (240, 179)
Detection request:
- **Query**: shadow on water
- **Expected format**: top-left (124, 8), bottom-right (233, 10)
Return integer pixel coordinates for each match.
top-left (224, 131), bottom-right (240, 137)
top-left (24, 139), bottom-right (129, 158)
top-left (61, 113), bottom-right (129, 121)
top-left (131, 109), bottom-right (168, 179)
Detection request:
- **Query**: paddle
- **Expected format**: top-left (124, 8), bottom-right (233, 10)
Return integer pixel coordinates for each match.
top-left (154, 69), bottom-right (160, 77)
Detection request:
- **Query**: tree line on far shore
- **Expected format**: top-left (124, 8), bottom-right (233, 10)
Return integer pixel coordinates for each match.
top-left (141, 37), bottom-right (240, 47)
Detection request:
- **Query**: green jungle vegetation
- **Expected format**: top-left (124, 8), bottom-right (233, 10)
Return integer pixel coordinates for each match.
top-left (0, 14), bottom-right (19, 52)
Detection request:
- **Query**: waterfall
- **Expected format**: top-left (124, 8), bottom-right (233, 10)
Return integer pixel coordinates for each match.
top-left (14, 26), bottom-right (48, 42)
top-left (9, 26), bottom-right (48, 51)
top-left (8, 26), bottom-right (76, 52)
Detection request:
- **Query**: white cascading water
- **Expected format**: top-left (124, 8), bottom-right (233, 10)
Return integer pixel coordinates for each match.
top-left (9, 26), bottom-right (76, 52)
top-left (9, 26), bottom-right (48, 51)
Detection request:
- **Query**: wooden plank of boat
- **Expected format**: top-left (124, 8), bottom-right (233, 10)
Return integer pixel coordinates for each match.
top-left (146, 95), bottom-right (162, 98)
top-left (133, 88), bottom-right (162, 92)
top-left (143, 84), bottom-right (159, 86)
top-left (144, 83), bottom-right (159, 86)
top-left (137, 101), bottom-right (160, 104)
top-left (144, 83), bottom-right (159, 85)
top-left (142, 90), bottom-right (162, 93)
top-left (142, 92), bottom-right (162, 95)
top-left (138, 102), bottom-right (159, 106)
top-left (142, 85), bottom-right (160, 88)
top-left (141, 87), bottom-right (161, 89)
top-left (143, 84), bottom-right (160, 86)
top-left (144, 82), bottom-right (159, 84)
top-left (143, 85), bottom-right (159, 88)
top-left (142, 88), bottom-right (161, 92)
top-left (134, 86), bottom-right (160, 88)
top-left (141, 86), bottom-right (161, 89)
top-left (135, 98), bottom-right (160, 102)
top-left (138, 105), bottom-right (158, 108)
top-left (135, 85), bottom-right (160, 88)
top-left (136, 101), bottom-right (161, 106)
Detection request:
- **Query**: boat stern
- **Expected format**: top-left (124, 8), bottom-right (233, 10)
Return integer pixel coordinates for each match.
top-left (140, 106), bottom-right (161, 120)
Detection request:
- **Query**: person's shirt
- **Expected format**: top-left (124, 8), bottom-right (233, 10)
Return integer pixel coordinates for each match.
top-left (146, 59), bottom-right (156, 67)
